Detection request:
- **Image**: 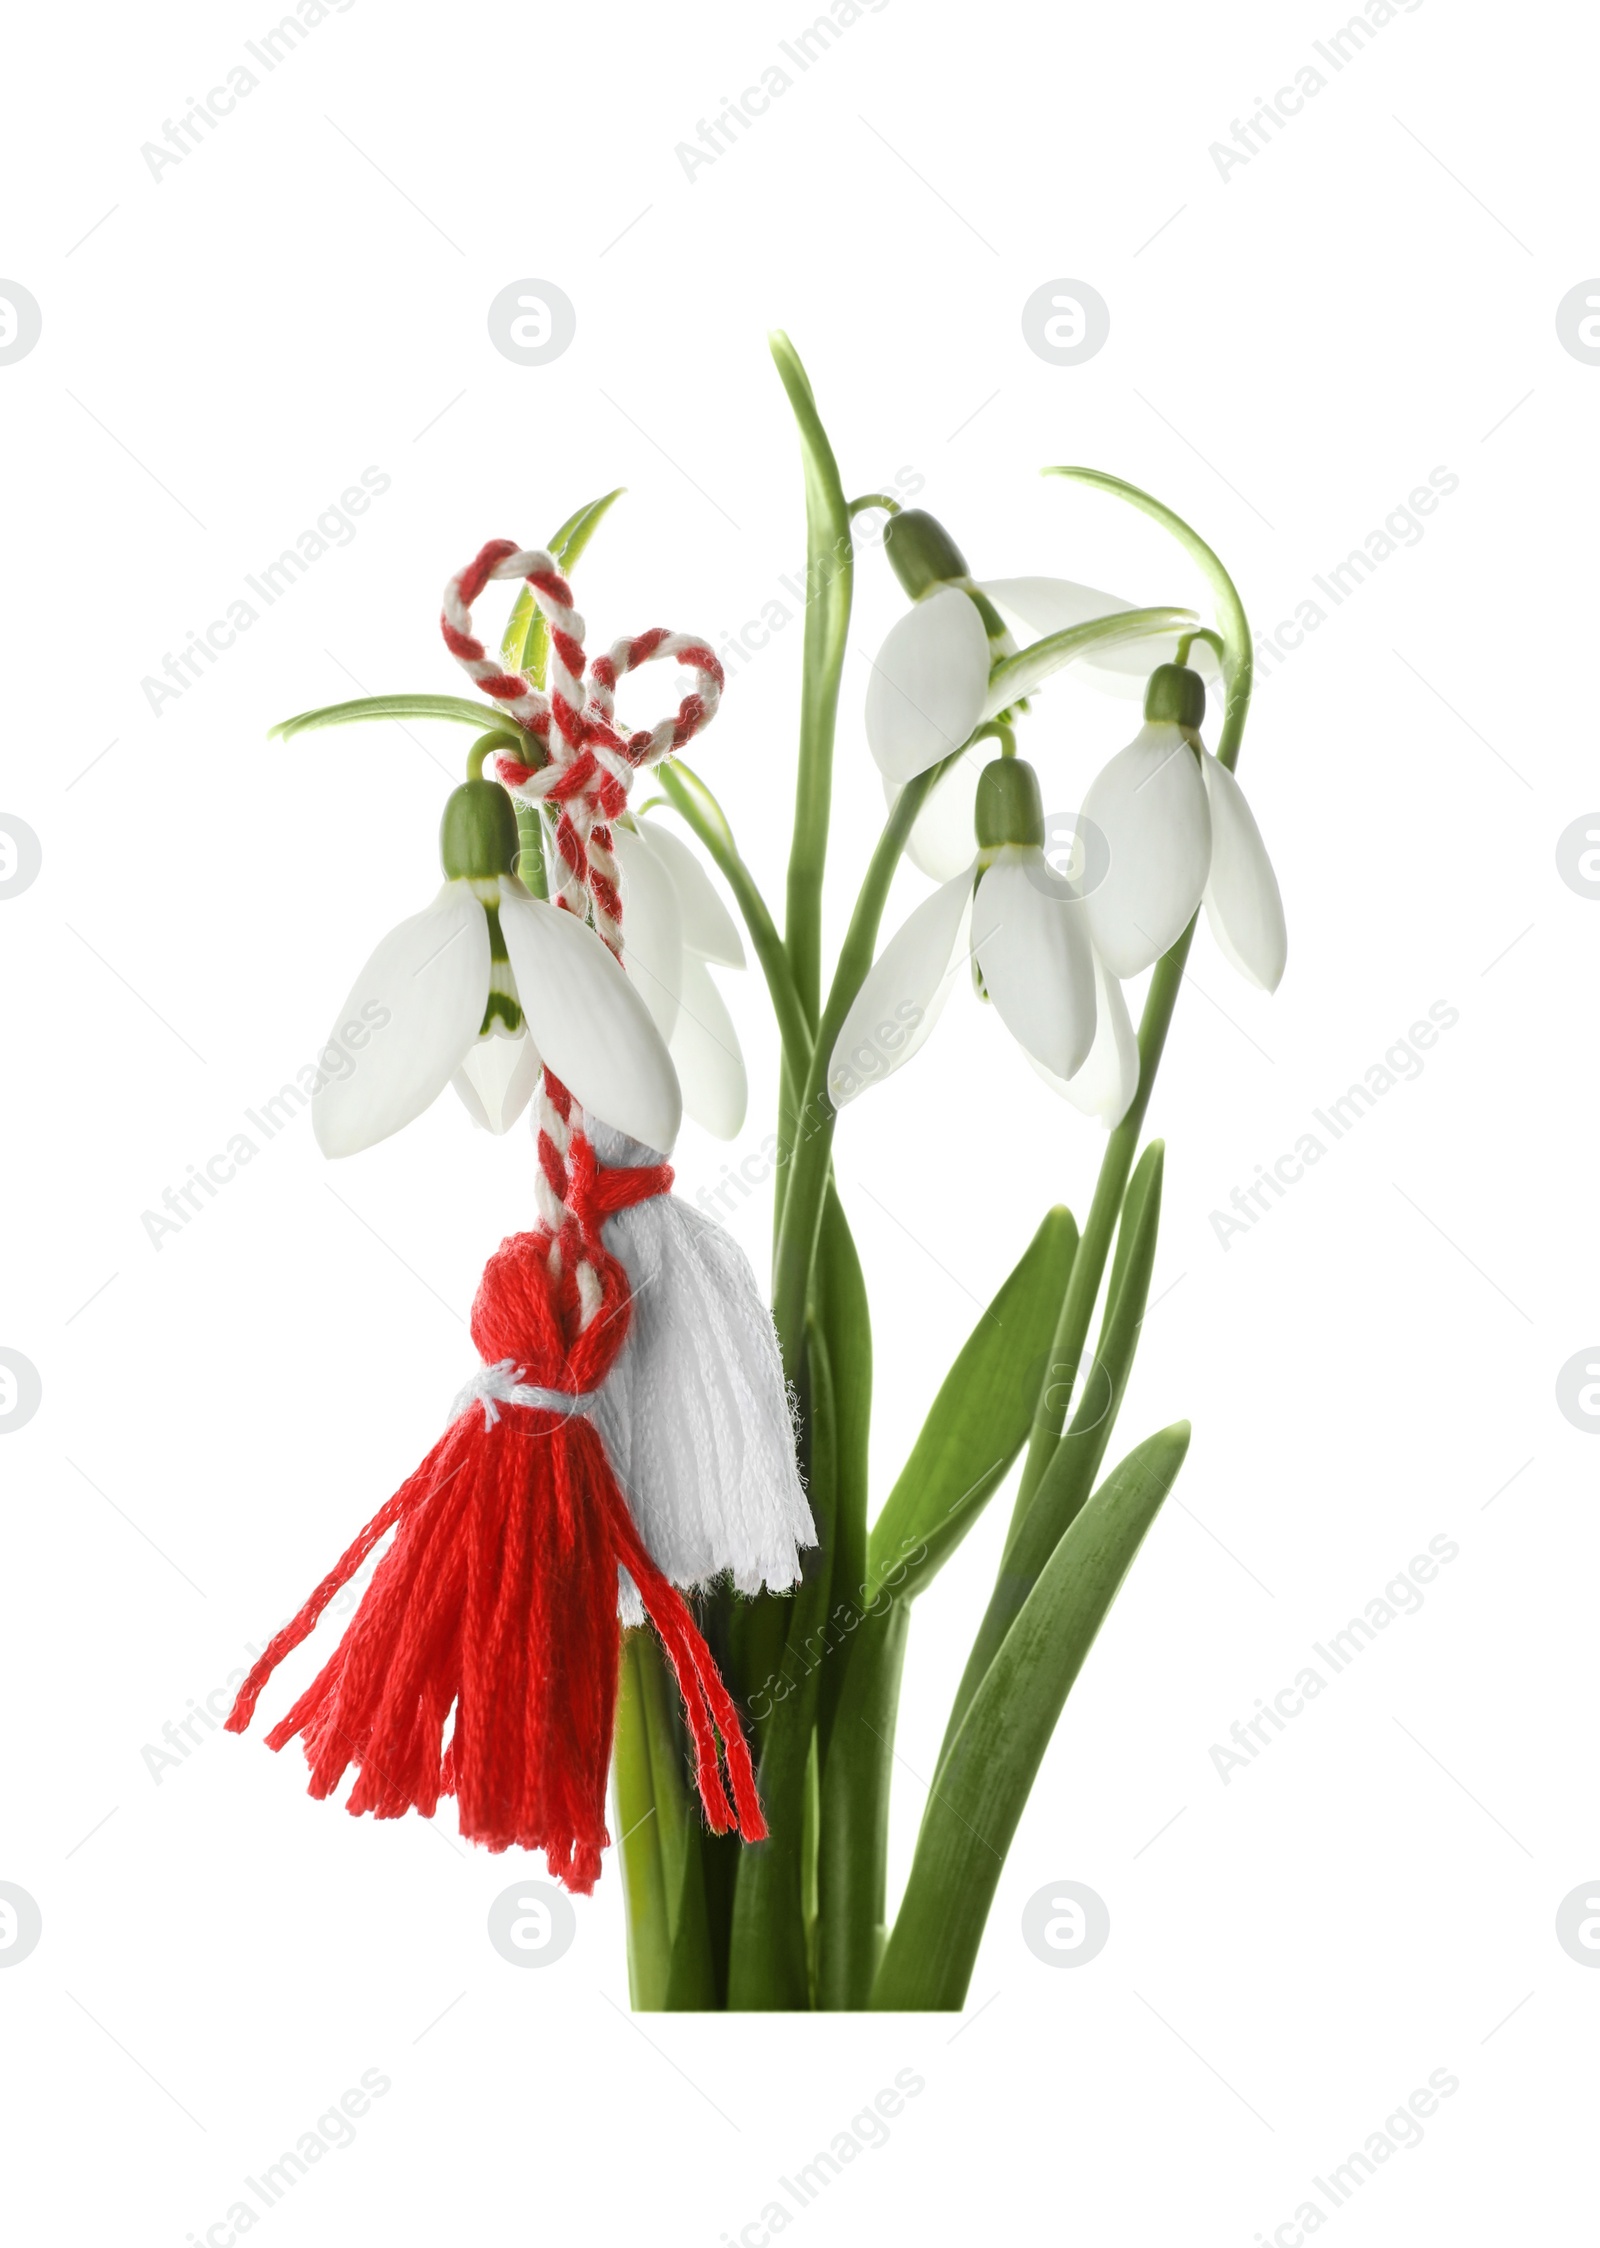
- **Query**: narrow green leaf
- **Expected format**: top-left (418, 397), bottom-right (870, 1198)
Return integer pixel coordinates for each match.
top-left (270, 693), bottom-right (498, 741)
top-left (865, 1207), bottom-right (1078, 1606)
top-left (983, 605), bottom-right (1197, 715)
top-left (1043, 469), bottom-right (1252, 769)
top-left (726, 1319), bottom-right (839, 2009)
top-left (502, 487), bottom-right (627, 685)
top-left (812, 1186), bottom-right (871, 1763)
top-left (769, 332), bottom-right (853, 1209)
top-left (814, 1595), bottom-right (911, 2009)
top-left (942, 1146), bottom-right (1163, 1756)
top-left (872, 1421), bottom-right (1191, 2011)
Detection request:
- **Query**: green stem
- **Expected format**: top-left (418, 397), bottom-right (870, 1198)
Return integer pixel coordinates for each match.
top-left (847, 493), bottom-right (902, 518)
top-left (769, 770), bottom-right (935, 1378)
top-left (1008, 471), bottom-right (1257, 1528)
top-left (1006, 929), bottom-right (1193, 1538)
top-left (614, 1638), bottom-right (670, 2010)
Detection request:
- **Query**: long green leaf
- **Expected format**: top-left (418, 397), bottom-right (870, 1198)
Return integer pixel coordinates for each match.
top-left (943, 1145), bottom-right (1164, 1757)
top-left (872, 1421), bottom-right (1191, 2011)
top-left (864, 1206), bottom-right (1078, 1606)
top-left (726, 1318), bottom-right (839, 2009)
top-left (270, 693), bottom-right (499, 741)
top-left (768, 332), bottom-right (852, 1270)
top-left (810, 1204), bottom-right (1074, 2007)
top-left (768, 332), bottom-right (852, 1036)
top-left (502, 487), bottom-right (626, 684)
top-left (983, 605), bottom-right (1197, 715)
top-left (1042, 470), bottom-right (1251, 769)
top-left (814, 1596), bottom-right (910, 2008)
top-left (812, 1187), bottom-right (871, 1763)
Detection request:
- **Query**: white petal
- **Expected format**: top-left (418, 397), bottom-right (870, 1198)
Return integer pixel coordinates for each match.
top-left (1082, 723), bottom-right (1213, 978)
top-left (884, 746), bottom-right (985, 882)
top-left (1027, 950), bottom-right (1139, 1124)
top-left (981, 575), bottom-right (1138, 637)
top-left (453, 1030), bottom-right (541, 1134)
top-left (312, 883), bottom-right (489, 1158)
top-left (864, 586), bottom-right (992, 783)
top-left (612, 824), bottom-right (683, 1040)
top-left (498, 888), bottom-right (682, 1152)
top-left (980, 577), bottom-right (1224, 701)
top-left (828, 871), bottom-right (972, 1106)
top-left (637, 819), bottom-right (743, 966)
top-left (972, 850), bottom-right (1097, 1082)
top-left (1199, 753), bottom-right (1287, 992)
top-left (670, 956), bottom-right (747, 1139)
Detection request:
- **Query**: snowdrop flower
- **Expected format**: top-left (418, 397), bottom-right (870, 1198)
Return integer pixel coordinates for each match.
top-left (864, 508), bottom-right (1210, 883)
top-left (1081, 663), bottom-right (1286, 990)
top-left (830, 755), bottom-right (1140, 1125)
top-left (836, 663), bottom-right (1286, 1127)
top-left (313, 777), bottom-right (681, 1159)
top-left (613, 816), bottom-right (750, 1140)
top-left (863, 511), bottom-right (1002, 787)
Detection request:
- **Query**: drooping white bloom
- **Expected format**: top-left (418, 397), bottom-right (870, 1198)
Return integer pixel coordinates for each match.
top-left (1025, 948), bottom-right (1140, 1125)
top-left (615, 818), bottom-right (749, 1140)
top-left (850, 515), bottom-right (1285, 1124)
top-left (1196, 748), bottom-right (1288, 992)
top-left (829, 758), bottom-right (1113, 1116)
top-left (313, 870), bottom-right (682, 1158)
top-left (864, 583), bottom-right (995, 785)
top-left (1080, 720), bottom-right (1214, 978)
top-left (454, 1022), bottom-right (542, 1134)
top-left (1081, 675), bottom-right (1286, 990)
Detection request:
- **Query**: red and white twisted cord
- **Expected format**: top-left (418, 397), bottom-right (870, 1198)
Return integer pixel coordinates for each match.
top-left (439, 540), bottom-right (725, 1319)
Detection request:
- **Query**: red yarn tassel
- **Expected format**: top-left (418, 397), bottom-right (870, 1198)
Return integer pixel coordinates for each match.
top-left (226, 1224), bottom-right (765, 1892)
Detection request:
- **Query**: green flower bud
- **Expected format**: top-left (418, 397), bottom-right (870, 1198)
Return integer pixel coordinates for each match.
top-left (1143, 662), bottom-right (1206, 730)
top-left (975, 756), bottom-right (1044, 850)
top-left (440, 779), bottom-right (519, 880)
top-left (884, 508), bottom-right (971, 599)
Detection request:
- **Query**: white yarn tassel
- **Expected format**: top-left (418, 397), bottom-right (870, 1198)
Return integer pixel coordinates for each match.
top-left (585, 1120), bottom-right (815, 1625)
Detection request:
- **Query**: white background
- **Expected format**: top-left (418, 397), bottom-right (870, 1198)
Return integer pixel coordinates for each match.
top-left (2, 0), bottom-right (1595, 2240)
